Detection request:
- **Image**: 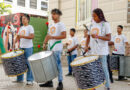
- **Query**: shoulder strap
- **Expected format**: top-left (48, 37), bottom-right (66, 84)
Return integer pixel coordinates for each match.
top-left (49, 40), bottom-right (61, 50)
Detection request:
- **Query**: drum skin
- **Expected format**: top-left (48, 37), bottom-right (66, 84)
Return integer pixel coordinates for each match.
top-left (109, 55), bottom-right (119, 71)
top-left (1, 50), bottom-right (27, 77)
top-left (28, 51), bottom-right (58, 83)
top-left (71, 56), bottom-right (105, 90)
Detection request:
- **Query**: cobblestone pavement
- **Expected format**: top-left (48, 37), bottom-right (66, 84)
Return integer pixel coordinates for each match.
top-left (0, 64), bottom-right (130, 90)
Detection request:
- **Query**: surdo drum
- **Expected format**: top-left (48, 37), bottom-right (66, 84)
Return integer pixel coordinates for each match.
top-left (109, 55), bottom-right (119, 71)
top-left (1, 50), bottom-right (27, 77)
top-left (71, 56), bottom-right (105, 90)
top-left (28, 51), bottom-right (58, 83)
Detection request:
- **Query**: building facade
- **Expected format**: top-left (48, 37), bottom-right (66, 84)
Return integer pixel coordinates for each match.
top-left (49, 0), bottom-right (130, 43)
top-left (1, 0), bottom-right (48, 17)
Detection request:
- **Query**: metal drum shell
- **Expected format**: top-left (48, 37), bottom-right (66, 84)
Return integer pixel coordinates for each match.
top-left (28, 51), bottom-right (58, 83)
top-left (119, 56), bottom-right (130, 77)
top-left (0, 50), bottom-right (27, 77)
top-left (71, 56), bottom-right (105, 90)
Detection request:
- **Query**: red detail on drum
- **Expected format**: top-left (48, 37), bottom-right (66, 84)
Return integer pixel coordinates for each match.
top-left (37, 45), bottom-right (41, 48)
top-left (46, 22), bottom-right (49, 26)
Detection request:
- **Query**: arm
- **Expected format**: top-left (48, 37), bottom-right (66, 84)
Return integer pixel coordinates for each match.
top-left (19, 33), bottom-right (34, 39)
top-left (43, 34), bottom-right (49, 44)
top-left (52, 31), bottom-right (66, 40)
top-left (14, 36), bottom-right (19, 43)
top-left (68, 44), bottom-right (78, 52)
top-left (97, 34), bottom-right (111, 41)
top-left (86, 35), bottom-right (90, 47)
top-left (126, 42), bottom-right (129, 46)
top-left (108, 41), bottom-right (114, 46)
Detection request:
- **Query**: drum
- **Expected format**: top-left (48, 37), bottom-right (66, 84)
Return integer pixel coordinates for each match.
top-left (119, 56), bottom-right (130, 77)
top-left (71, 56), bottom-right (105, 90)
top-left (109, 55), bottom-right (119, 71)
top-left (0, 50), bottom-right (27, 77)
top-left (28, 51), bottom-right (58, 83)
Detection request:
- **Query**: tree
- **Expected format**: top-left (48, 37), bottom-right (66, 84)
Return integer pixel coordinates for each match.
top-left (0, 0), bottom-right (12, 14)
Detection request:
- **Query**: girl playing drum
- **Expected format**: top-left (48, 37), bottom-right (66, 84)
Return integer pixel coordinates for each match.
top-left (86, 8), bottom-right (111, 90)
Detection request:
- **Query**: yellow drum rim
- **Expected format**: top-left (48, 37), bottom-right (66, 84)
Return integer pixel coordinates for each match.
top-left (78, 81), bottom-right (106, 90)
top-left (7, 69), bottom-right (28, 77)
top-left (0, 50), bottom-right (24, 59)
top-left (74, 55), bottom-right (98, 61)
top-left (71, 55), bottom-right (99, 67)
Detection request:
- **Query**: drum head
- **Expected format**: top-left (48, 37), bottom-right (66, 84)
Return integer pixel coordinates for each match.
top-left (28, 51), bottom-right (52, 61)
top-left (71, 56), bottom-right (99, 66)
top-left (1, 50), bottom-right (24, 59)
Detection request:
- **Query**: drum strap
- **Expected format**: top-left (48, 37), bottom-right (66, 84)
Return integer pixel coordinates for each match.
top-left (50, 40), bottom-right (61, 50)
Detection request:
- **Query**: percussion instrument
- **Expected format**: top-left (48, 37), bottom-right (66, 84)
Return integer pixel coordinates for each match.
top-left (0, 50), bottom-right (27, 77)
top-left (28, 51), bottom-right (58, 83)
top-left (119, 56), bottom-right (130, 77)
top-left (71, 56), bottom-right (105, 90)
top-left (109, 55), bottom-right (119, 71)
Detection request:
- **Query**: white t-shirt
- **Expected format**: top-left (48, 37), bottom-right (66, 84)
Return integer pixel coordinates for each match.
top-left (80, 37), bottom-right (86, 55)
top-left (48, 22), bottom-right (66, 51)
top-left (67, 36), bottom-right (78, 55)
top-left (89, 21), bottom-right (111, 55)
top-left (80, 37), bottom-right (86, 48)
top-left (18, 25), bottom-right (34, 48)
top-left (112, 34), bottom-right (128, 55)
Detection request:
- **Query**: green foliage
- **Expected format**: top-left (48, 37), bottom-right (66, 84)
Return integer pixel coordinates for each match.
top-left (0, 0), bottom-right (12, 14)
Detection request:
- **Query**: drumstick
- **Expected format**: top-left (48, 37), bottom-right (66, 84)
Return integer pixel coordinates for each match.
top-left (81, 47), bottom-right (91, 57)
top-left (83, 24), bottom-right (89, 31)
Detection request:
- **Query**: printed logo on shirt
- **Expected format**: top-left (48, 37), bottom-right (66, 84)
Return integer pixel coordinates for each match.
top-left (50, 26), bottom-right (56, 35)
top-left (91, 28), bottom-right (99, 35)
top-left (68, 40), bottom-right (72, 45)
top-left (115, 38), bottom-right (121, 43)
top-left (81, 40), bottom-right (86, 47)
top-left (20, 30), bottom-right (25, 36)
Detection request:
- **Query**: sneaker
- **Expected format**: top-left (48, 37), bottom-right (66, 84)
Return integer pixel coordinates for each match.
top-left (65, 73), bottom-right (72, 76)
top-left (115, 78), bottom-right (127, 81)
top-left (26, 81), bottom-right (33, 85)
top-left (39, 81), bottom-right (53, 87)
top-left (12, 80), bottom-right (23, 83)
top-left (56, 82), bottom-right (63, 90)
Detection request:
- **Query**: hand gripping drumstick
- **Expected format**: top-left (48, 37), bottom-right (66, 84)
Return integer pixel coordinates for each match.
top-left (83, 24), bottom-right (89, 31)
top-left (81, 47), bottom-right (91, 57)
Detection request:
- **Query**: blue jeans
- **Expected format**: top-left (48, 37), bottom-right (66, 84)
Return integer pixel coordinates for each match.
top-left (53, 51), bottom-right (63, 82)
top-left (99, 55), bottom-right (110, 88)
top-left (67, 55), bottom-right (77, 73)
top-left (17, 47), bottom-right (34, 82)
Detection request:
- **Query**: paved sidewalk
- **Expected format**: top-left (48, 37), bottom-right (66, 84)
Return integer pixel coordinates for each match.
top-left (0, 64), bottom-right (130, 90)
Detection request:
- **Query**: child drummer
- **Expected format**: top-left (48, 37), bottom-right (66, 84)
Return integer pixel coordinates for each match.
top-left (41, 9), bottom-right (66, 90)
top-left (66, 28), bottom-right (78, 76)
top-left (80, 27), bottom-right (89, 55)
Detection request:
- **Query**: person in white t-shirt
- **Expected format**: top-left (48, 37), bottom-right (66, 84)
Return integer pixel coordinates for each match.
top-left (80, 29), bottom-right (90, 55)
top-left (14, 14), bottom-right (34, 85)
top-left (112, 25), bottom-right (129, 80)
top-left (86, 8), bottom-right (111, 90)
top-left (41, 9), bottom-right (66, 90)
top-left (112, 25), bottom-right (128, 55)
top-left (66, 28), bottom-right (78, 76)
